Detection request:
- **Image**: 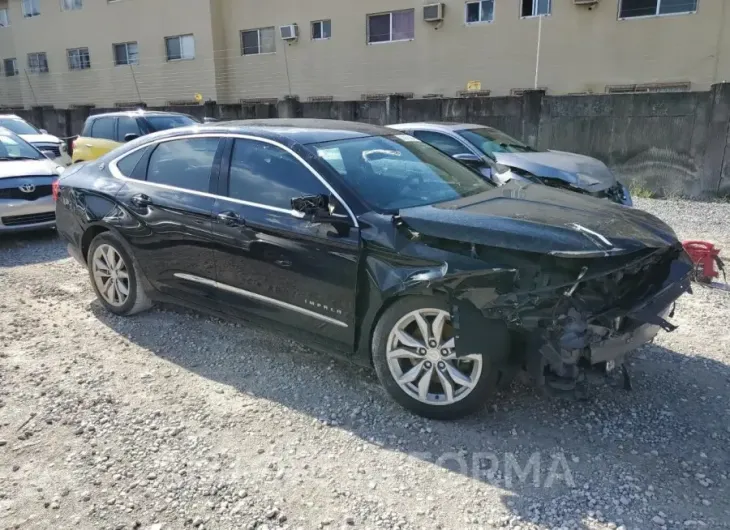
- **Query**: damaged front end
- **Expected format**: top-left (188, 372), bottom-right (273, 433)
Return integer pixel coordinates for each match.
top-left (440, 242), bottom-right (693, 396)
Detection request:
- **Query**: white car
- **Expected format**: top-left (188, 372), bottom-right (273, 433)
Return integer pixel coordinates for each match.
top-left (0, 127), bottom-right (65, 233)
top-left (0, 114), bottom-right (72, 167)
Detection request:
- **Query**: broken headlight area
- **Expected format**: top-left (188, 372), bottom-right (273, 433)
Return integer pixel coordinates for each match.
top-left (446, 244), bottom-right (692, 395)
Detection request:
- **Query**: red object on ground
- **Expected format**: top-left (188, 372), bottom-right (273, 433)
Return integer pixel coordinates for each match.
top-left (682, 240), bottom-right (721, 282)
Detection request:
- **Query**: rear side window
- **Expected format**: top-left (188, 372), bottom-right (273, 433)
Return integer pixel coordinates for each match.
top-left (90, 118), bottom-right (116, 141)
top-left (117, 117), bottom-right (141, 142)
top-left (146, 137), bottom-right (220, 193)
top-left (115, 147), bottom-right (148, 179)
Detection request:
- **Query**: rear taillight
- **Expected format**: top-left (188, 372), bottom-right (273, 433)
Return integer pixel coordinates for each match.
top-left (52, 179), bottom-right (60, 201)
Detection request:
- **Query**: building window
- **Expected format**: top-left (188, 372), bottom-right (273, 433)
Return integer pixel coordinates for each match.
top-left (60, 0), bottom-right (83, 11)
top-left (367, 9), bottom-right (415, 44)
top-left (22, 0), bottom-right (40, 18)
top-left (4, 58), bottom-right (18, 77)
top-left (521, 0), bottom-right (551, 17)
top-left (619, 0), bottom-right (697, 18)
top-left (0, 8), bottom-right (9, 27)
top-left (466, 1), bottom-right (494, 23)
top-left (113, 42), bottom-right (139, 66)
top-left (165, 34), bottom-right (195, 61)
top-left (241, 27), bottom-right (276, 55)
top-left (312, 19), bottom-right (331, 40)
top-left (67, 47), bottom-right (91, 70)
top-left (27, 52), bottom-right (48, 73)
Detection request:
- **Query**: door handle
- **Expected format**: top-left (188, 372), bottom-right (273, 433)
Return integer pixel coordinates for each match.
top-left (130, 193), bottom-right (152, 207)
top-left (216, 210), bottom-right (245, 226)
top-left (85, 144), bottom-right (93, 148)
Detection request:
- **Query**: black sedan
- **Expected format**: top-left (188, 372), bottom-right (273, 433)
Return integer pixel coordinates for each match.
top-left (55, 119), bottom-right (691, 419)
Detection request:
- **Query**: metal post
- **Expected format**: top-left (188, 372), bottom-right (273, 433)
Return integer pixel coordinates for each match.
top-left (534, 14), bottom-right (543, 90)
top-left (129, 64), bottom-right (142, 103)
top-left (24, 69), bottom-right (38, 107)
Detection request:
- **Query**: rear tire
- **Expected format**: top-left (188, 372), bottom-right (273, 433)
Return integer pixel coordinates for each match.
top-left (371, 295), bottom-right (500, 420)
top-left (87, 232), bottom-right (152, 316)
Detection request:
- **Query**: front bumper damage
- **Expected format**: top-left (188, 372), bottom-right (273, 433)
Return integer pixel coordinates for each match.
top-left (444, 246), bottom-right (693, 395)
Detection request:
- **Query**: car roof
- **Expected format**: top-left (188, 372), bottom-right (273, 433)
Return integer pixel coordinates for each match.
top-left (0, 114), bottom-right (24, 120)
top-left (130, 119), bottom-right (397, 146)
top-left (388, 122), bottom-right (488, 132)
top-left (86, 110), bottom-right (192, 120)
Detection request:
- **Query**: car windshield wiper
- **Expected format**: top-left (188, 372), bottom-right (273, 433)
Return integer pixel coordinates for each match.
top-left (499, 143), bottom-right (534, 152)
top-left (0, 156), bottom-right (40, 161)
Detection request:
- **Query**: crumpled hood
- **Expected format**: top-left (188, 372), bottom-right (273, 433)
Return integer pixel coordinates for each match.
top-left (0, 159), bottom-right (60, 178)
top-left (399, 182), bottom-right (677, 256)
top-left (18, 133), bottom-right (62, 145)
top-left (494, 150), bottom-right (617, 191)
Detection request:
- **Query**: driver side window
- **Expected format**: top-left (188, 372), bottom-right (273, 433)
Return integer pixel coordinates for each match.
top-left (228, 139), bottom-right (329, 210)
top-left (412, 130), bottom-right (468, 157)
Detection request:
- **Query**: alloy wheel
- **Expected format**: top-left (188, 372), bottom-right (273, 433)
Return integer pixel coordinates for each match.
top-left (91, 244), bottom-right (130, 307)
top-left (385, 308), bottom-right (483, 406)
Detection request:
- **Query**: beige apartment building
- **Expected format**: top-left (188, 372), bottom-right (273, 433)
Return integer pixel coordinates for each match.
top-left (0, 0), bottom-right (728, 109)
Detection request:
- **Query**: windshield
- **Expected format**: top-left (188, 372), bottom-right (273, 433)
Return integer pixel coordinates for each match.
top-left (145, 115), bottom-right (198, 132)
top-left (0, 118), bottom-right (40, 135)
top-left (458, 127), bottom-right (535, 157)
top-left (309, 134), bottom-right (494, 211)
top-left (0, 133), bottom-right (42, 160)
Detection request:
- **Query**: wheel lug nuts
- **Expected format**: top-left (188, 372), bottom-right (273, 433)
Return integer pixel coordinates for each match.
top-left (429, 340), bottom-right (437, 347)
top-left (424, 361), bottom-right (432, 369)
top-left (440, 349), bottom-right (448, 355)
top-left (418, 348), bottom-right (426, 355)
top-left (438, 362), bottom-right (445, 370)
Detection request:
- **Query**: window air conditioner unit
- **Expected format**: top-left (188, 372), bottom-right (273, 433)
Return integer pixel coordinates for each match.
top-left (423, 3), bottom-right (444, 22)
top-left (280, 24), bottom-right (299, 41)
top-left (573, 0), bottom-right (599, 5)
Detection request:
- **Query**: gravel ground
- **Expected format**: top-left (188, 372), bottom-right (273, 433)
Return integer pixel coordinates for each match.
top-left (1, 197), bottom-right (729, 530)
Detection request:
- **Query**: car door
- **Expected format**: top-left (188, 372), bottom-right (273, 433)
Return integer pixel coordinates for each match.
top-left (411, 129), bottom-right (496, 182)
top-left (116, 116), bottom-right (143, 144)
top-left (81, 117), bottom-right (122, 161)
top-left (208, 137), bottom-right (360, 348)
top-left (112, 135), bottom-right (224, 304)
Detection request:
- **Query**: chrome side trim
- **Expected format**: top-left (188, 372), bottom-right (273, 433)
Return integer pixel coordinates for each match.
top-left (108, 132), bottom-right (358, 227)
top-left (174, 272), bottom-right (348, 328)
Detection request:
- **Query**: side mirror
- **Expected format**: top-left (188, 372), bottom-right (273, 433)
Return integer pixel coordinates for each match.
top-left (452, 152), bottom-right (483, 165)
top-left (291, 194), bottom-right (350, 226)
top-left (124, 133), bottom-right (140, 142)
top-left (40, 128), bottom-right (48, 134)
top-left (292, 194), bottom-right (330, 215)
top-left (40, 149), bottom-right (56, 159)
top-left (202, 117), bottom-right (218, 123)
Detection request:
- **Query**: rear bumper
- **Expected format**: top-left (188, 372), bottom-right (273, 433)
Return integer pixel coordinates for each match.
top-left (0, 195), bottom-right (55, 232)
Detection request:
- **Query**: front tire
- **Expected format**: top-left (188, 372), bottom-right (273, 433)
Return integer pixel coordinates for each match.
top-left (372, 296), bottom-right (500, 420)
top-left (87, 232), bottom-right (152, 316)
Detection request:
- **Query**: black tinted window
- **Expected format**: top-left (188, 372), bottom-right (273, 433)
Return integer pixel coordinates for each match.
top-left (115, 148), bottom-right (147, 178)
top-left (146, 138), bottom-right (220, 193)
top-left (117, 117), bottom-right (141, 142)
top-left (90, 118), bottom-right (116, 141)
top-left (412, 130), bottom-right (469, 156)
top-left (145, 115), bottom-right (197, 132)
top-left (228, 139), bottom-right (327, 209)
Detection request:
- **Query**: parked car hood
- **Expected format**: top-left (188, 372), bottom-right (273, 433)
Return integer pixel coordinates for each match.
top-left (18, 133), bottom-right (62, 145)
top-left (398, 182), bottom-right (676, 256)
top-left (494, 150), bottom-right (617, 191)
top-left (0, 159), bottom-right (60, 178)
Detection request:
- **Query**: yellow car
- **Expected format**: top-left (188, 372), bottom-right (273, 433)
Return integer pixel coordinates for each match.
top-left (71, 111), bottom-right (199, 163)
